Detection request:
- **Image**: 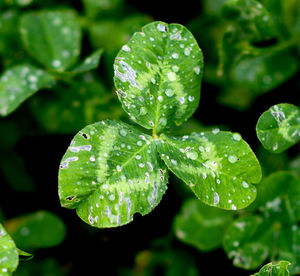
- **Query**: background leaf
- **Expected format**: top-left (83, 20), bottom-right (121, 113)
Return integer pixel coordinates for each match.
top-left (20, 10), bottom-right (81, 71)
top-left (58, 120), bottom-right (168, 228)
top-left (113, 21), bottom-right (204, 133)
top-left (0, 64), bottom-right (55, 116)
top-left (174, 198), bottom-right (234, 251)
top-left (4, 211), bottom-right (66, 251)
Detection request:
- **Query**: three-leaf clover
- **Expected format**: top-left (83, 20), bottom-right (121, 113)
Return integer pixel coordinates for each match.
top-left (58, 21), bottom-right (262, 228)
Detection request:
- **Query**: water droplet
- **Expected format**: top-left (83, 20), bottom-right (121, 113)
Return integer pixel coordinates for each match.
top-left (109, 194), bottom-right (115, 201)
top-left (140, 107), bottom-right (147, 115)
top-left (167, 72), bottom-right (176, 81)
top-left (228, 155), bottom-right (238, 163)
top-left (214, 192), bottom-right (220, 204)
top-left (135, 155), bottom-right (141, 160)
top-left (122, 45), bottom-right (131, 52)
top-left (172, 53), bottom-right (179, 59)
top-left (193, 66), bottom-right (200, 75)
top-left (179, 97), bottom-right (185, 104)
top-left (187, 151), bottom-right (198, 160)
top-left (172, 65), bottom-right (179, 72)
top-left (157, 23), bottom-right (167, 32)
top-left (52, 59), bottom-right (61, 68)
top-left (158, 95), bottom-right (163, 102)
top-left (120, 129), bottom-right (127, 136)
top-left (184, 47), bottom-right (191, 56)
top-left (232, 133), bottom-right (241, 141)
top-left (116, 165), bottom-right (122, 172)
top-left (188, 95), bottom-right (194, 102)
top-left (165, 88), bottom-right (174, 97)
top-left (242, 181), bottom-right (249, 188)
top-left (171, 159), bottom-right (177, 165)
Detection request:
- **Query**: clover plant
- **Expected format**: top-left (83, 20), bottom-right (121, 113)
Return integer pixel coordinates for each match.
top-left (58, 21), bottom-right (261, 228)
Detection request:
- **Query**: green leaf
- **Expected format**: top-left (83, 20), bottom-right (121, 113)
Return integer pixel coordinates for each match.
top-left (113, 21), bottom-right (204, 133)
top-left (5, 211), bottom-right (66, 251)
top-left (58, 120), bottom-right (168, 228)
top-left (224, 172), bottom-right (300, 273)
top-left (0, 10), bottom-right (27, 69)
top-left (157, 131), bottom-right (261, 210)
top-left (15, 258), bottom-right (64, 276)
top-left (30, 76), bottom-right (124, 134)
top-left (17, 249), bottom-right (33, 261)
top-left (256, 103), bottom-right (300, 153)
top-left (120, 249), bottom-right (199, 276)
top-left (223, 215), bottom-right (269, 269)
top-left (82, 0), bottom-right (124, 18)
top-left (174, 198), bottom-right (233, 251)
top-left (252, 261), bottom-right (291, 276)
top-left (222, 0), bottom-right (277, 42)
top-left (0, 64), bottom-right (55, 116)
top-left (0, 223), bottom-right (18, 275)
top-left (230, 47), bottom-right (299, 94)
top-left (20, 10), bottom-right (81, 71)
top-left (70, 49), bottom-right (103, 74)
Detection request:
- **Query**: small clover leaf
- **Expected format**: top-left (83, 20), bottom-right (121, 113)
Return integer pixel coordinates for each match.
top-left (174, 198), bottom-right (234, 251)
top-left (20, 10), bottom-right (81, 71)
top-left (59, 120), bottom-right (168, 228)
top-left (256, 103), bottom-right (300, 153)
top-left (0, 64), bottom-right (55, 116)
top-left (113, 21), bottom-right (204, 134)
top-left (223, 171), bottom-right (300, 274)
top-left (157, 131), bottom-right (261, 210)
top-left (252, 261), bottom-right (291, 276)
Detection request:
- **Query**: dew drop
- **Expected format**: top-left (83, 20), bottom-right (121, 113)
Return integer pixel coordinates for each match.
top-left (120, 129), bottom-right (127, 136)
top-left (165, 88), bottom-right (174, 97)
top-left (228, 155), bottom-right (238, 163)
top-left (187, 151), bottom-right (198, 160)
top-left (232, 133), bottom-right (241, 141)
top-left (214, 192), bottom-right (220, 204)
top-left (167, 72), bottom-right (176, 81)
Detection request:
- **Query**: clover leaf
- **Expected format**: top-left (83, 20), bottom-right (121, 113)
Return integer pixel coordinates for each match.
top-left (252, 261), bottom-right (291, 276)
top-left (58, 21), bottom-right (261, 228)
top-left (113, 21), bottom-right (204, 134)
top-left (256, 104), bottom-right (300, 153)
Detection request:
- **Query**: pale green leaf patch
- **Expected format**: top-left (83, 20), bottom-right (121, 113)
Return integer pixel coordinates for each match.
top-left (0, 64), bottom-right (55, 116)
top-left (20, 10), bottom-right (81, 71)
top-left (256, 103), bottom-right (300, 153)
top-left (174, 198), bottom-right (233, 251)
top-left (58, 120), bottom-right (168, 228)
top-left (0, 223), bottom-right (19, 275)
top-left (113, 21), bottom-right (204, 133)
top-left (252, 261), bottom-right (291, 276)
top-left (157, 131), bottom-right (261, 210)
